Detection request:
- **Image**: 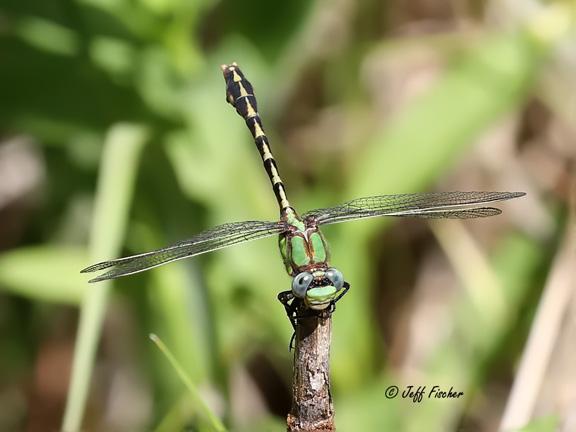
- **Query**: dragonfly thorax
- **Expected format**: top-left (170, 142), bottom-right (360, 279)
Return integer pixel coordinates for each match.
top-left (279, 228), bottom-right (329, 274)
top-left (279, 213), bottom-right (331, 276)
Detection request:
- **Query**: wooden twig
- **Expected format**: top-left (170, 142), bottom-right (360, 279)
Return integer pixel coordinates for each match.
top-left (287, 314), bottom-right (335, 432)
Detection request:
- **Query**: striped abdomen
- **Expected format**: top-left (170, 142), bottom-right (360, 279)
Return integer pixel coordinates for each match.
top-left (221, 63), bottom-right (292, 214)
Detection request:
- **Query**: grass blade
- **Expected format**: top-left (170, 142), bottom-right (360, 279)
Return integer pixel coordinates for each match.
top-left (62, 124), bottom-right (148, 432)
top-left (149, 333), bottom-right (227, 432)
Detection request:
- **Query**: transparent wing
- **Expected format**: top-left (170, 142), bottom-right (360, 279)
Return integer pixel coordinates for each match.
top-left (81, 220), bottom-right (287, 283)
top-left (303, 191), bottom-right (525, 226)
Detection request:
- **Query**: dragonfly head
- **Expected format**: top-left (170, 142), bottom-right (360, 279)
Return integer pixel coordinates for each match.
top-left (291, 268), bottom-right (345, 310)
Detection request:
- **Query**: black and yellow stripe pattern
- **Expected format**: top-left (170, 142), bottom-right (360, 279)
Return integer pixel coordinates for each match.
top-left (221, 63), bottom-right (293, 214)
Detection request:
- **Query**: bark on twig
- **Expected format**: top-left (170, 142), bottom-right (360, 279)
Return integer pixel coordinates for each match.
top-left (287, 314), bottom-right (335, 432)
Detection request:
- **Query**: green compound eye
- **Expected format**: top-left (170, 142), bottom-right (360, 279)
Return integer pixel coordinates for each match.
top-left (292, 272), bottom-right (313, 298)
top-left (326, 268), bottom-right (344, 290)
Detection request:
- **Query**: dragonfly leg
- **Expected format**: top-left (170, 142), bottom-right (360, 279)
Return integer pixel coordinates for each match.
top-left (277, 291), bottom-right (299, 330)
top-left (289, 307), bottom-right (321, 351)
top-left (278, 291), bottom-right (304, 351)
top-left (333, 281), bottom-right (350, 305)
top-left (289, 332), bottom-right (296, 351)
top-left (323, 281), bottom-right (351, 317)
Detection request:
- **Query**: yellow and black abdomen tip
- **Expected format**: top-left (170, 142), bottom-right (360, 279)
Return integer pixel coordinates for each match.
top-left (221, 63), bottom-right (256, 113)
top-left (221, 63), bottom-right (293, 213)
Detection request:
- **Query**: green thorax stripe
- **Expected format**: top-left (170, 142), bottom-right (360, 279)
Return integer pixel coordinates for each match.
top-left (290, 236), bottom-right (310, 267)
top-left (285, 229), bottom-right (330, 273)
top-left (309, 231), bottom-right (327, 262)
top-left (222, 64), bottom-right (292, 213)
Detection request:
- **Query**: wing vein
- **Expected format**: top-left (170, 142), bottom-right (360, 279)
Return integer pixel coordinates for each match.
top-left (82, 220), bottom-right (286, 282)
top-left (303, 192), bottom-right (524, 226)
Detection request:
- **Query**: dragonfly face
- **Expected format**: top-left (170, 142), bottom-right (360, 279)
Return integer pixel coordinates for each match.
top-left (292, 267), bottom-right (345, 310)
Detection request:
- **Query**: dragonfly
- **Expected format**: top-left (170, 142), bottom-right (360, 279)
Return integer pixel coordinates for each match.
top-left (82, 63), bottom-right (525, 331)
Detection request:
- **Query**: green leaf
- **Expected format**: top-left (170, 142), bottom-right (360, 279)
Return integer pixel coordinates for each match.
top-left (0, 246), bottom-right (88, 304)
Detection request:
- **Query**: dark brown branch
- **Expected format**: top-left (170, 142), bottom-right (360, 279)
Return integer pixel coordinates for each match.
top-left (287, 314), bottom-right (335, 432)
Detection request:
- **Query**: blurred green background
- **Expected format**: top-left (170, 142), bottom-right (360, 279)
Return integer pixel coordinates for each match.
top-left (0, 0), bottom-right (575, 431)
